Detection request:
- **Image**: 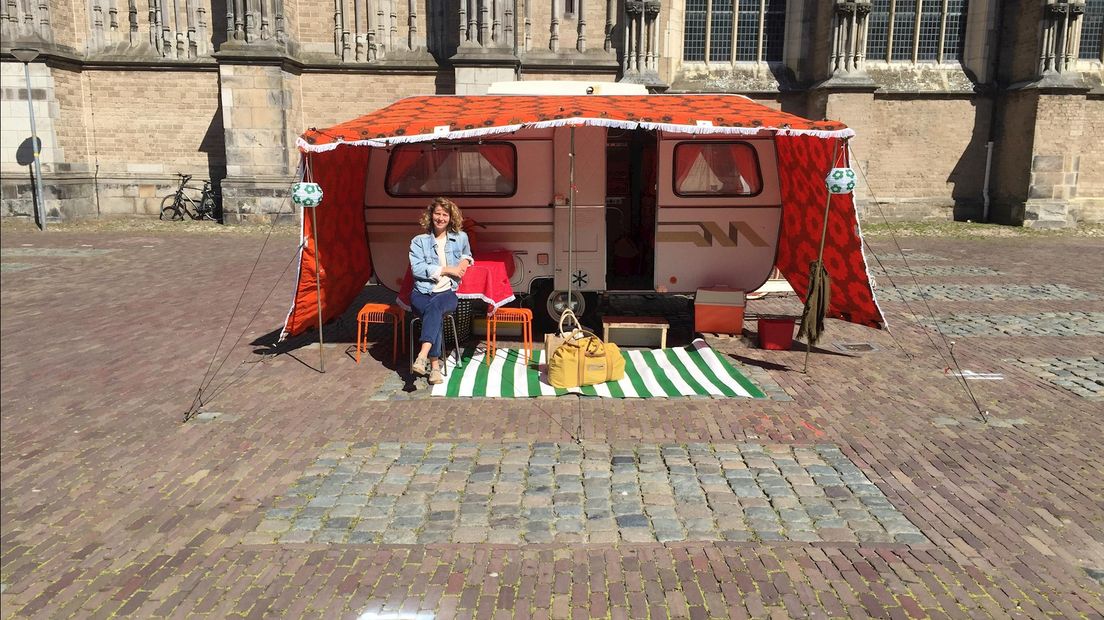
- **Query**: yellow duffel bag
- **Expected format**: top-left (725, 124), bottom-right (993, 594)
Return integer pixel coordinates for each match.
top-left (548, 329), bottom-right (626, 389)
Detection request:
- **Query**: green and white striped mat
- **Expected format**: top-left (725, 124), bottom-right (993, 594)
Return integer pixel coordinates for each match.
top-left (431, 338), bottom-right (766, 399)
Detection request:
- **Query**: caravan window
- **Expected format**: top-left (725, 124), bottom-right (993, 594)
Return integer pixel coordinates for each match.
top-left (385, 143), bottom-right (517, 197)
top-left (673, 142), bottom-right (762, 197)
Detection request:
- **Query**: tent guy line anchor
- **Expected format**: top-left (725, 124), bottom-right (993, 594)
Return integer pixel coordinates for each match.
top-left (850, 145), bottom-right (990, 425)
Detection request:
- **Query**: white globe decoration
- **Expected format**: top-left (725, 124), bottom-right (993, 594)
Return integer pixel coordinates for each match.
top-left (825, 167), bottom-right (856, 195)
top-left (292, 182), bottom-right (324, 207)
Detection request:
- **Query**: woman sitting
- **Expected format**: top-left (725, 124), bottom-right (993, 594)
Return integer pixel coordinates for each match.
top-left (409, 197), bottom-right (473, 384)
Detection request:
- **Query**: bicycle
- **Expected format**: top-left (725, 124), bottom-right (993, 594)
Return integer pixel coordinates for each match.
top-left (159, 173), bottom-right (220, 221)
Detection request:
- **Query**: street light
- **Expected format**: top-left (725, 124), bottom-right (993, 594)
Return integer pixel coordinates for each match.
top-left (11, 47), bottom-right (47, 230)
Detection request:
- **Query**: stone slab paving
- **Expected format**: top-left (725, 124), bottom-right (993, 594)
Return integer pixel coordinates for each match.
top-left (864, 251), bottom-right (948, 261)
top-left (251, 442), bottom-right (924, 546)
top-left (0, 247), bottom-right (115, 258)
top-left (923, 311), bottom-right (1104, 337)
top-left (870, 264), bottom-right (1001, 277)
top-left (1006, 356), bottom-right (1104, 401)
top-left (879, 283), bottom-right (1097, 302)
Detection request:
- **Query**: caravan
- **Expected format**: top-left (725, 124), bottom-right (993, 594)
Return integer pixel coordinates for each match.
top-left (282, 85), bottom-right (883, 340)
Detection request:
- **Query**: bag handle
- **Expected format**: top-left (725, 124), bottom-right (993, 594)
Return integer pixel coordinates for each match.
top-left (561, 328), bottom-right (604, 355)
top-left (557, 308), bottom-right (580, 337)
top-left (584, 334), bottom-right (605, 355)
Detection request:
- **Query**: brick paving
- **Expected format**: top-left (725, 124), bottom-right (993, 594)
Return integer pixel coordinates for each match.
top-left (2, 228), bottom-right (1103, 618)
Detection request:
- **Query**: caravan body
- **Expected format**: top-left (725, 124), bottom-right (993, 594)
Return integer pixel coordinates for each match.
top-left (363, 120), bottom-right (781, 324)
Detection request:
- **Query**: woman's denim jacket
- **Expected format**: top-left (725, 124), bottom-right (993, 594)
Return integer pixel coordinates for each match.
top-left (409, 230), bottom-right (474, 294)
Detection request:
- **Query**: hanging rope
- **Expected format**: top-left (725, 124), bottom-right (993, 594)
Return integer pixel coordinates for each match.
top-left (185, 182), bottom-right (298, 422)
top-left (188, 247), bottom-right (301, 408)
top-left (849, 145), bottom-right (989, 423)
top-left (857, 238), bottom-right (913, 361)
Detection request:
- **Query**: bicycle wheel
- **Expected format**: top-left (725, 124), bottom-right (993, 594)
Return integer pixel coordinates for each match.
top-left (159, 195), bottom-right (184, 221)
top-left (199, 194), bottom-right (219, 221)
top-left (178, 194), bottom-right (201, 220)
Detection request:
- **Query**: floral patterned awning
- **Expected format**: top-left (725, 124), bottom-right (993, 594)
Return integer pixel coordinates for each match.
top-left (298, 95), bottom-right (854, 152)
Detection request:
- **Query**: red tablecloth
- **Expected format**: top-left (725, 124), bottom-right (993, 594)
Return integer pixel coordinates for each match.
top-left (396, 260), bottom-right (515, 314)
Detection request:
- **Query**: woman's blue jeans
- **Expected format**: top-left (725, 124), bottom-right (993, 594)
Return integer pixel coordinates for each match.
top-left (410, 289), bottom-right (458, 358)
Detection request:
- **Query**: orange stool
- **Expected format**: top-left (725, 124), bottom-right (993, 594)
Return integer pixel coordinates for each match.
top-left (356, 303), bottom-right (405, 364)
top-left (486, 307), bottom-right (533, 366)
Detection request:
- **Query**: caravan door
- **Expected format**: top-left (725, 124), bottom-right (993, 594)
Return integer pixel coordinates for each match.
top-left (552, 126), bottom-right (607, 294)
top-left (654, 135), bottom-right (782, 293)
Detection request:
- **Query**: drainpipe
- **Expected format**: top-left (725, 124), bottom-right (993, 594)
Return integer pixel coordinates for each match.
top-left (983, 2), bottom-right (1007, 223)
top-left (982, 140), bottom-right (993, 222)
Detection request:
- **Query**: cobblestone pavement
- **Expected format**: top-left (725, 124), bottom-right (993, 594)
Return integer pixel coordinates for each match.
top-left (251, 442), bottom-right (924, 547)
top-left (2, 230), bottom-right (1103, 618)
top-left (1006, 356), bottom-right (1104, 401)
top-left (870, 265), bottom-right (1001, 277)
top-left (921, 311), bottom-right (1104, 337)
top-left (864, 251), bottom-right (948, 262)
top-left (879, 283), bottom-right (1097, 302)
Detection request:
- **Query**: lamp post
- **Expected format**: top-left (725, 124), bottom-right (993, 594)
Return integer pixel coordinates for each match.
top-left (11, 48), bottom-right (47, 230)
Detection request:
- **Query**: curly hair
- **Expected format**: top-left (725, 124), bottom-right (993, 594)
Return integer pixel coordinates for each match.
top-left (419, 197), bottom-right (464, 234)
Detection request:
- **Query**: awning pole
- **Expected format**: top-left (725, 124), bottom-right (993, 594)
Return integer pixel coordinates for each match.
top-left (303, 153), bottom-right (326, 373)
top-left (568, 126), bottom-right (576, 312)
top-left (802, 137), bottom-right (844, 374)
top-left (311, 204), bottom-right (326, 373)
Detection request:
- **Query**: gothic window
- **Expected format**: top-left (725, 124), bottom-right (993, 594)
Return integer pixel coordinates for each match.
top-left (1082, 0), bottom-right (1104, 60)
top-left (682, 0), bottom-right (785, 63)
top-left (564, 0), bottom-right (577, 18)
top-left (866, 0), bottom-right (968, 63)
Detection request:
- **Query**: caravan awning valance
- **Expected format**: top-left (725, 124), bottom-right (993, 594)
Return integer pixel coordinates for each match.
top-left (298, 95), bottom-right (854, 152)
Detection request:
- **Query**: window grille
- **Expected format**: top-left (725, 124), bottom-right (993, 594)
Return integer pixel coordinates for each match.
top-left (1082, 0), bottom-right (1104, 60)
top-left (735, 0), bottom-right (759, 61)
top-left (684, 0), bottom-right (707, 61)
top-left (866, 0), bottom-right (968, 63)
top-left (682, 0), bottom-right (785, 63)
top-left (710, 0), bottom-right (734, 61)
top-left (763, 0), bottom-right (785, 61)
top-left (943, 0), bottom-right (968, 60)
top-left (891, 0), bottom-right (917, 61)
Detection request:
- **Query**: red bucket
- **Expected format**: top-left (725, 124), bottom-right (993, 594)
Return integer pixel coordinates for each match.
top-left (758, 317), bottom-right (795, 350)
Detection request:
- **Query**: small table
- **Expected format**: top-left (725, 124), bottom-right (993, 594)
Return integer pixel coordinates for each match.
top-left (602, 316), bottom-right (670, 349)
top-left (396, 260), bottom-right (516, 314)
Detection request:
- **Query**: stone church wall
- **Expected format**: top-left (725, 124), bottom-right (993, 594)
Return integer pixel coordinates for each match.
top-left (1, 0), bottom-right (1101, 225)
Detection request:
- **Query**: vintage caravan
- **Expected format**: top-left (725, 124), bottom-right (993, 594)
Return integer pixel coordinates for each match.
top-left (281, 86), bottom-right (883, 340)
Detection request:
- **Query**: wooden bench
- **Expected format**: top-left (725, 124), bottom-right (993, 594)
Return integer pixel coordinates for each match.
top-left (602, 316), bottom-right (670, 349)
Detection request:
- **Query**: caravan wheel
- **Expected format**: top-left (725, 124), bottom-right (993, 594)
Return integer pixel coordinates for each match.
top-left (531, 280), bottom-right (597, 333)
